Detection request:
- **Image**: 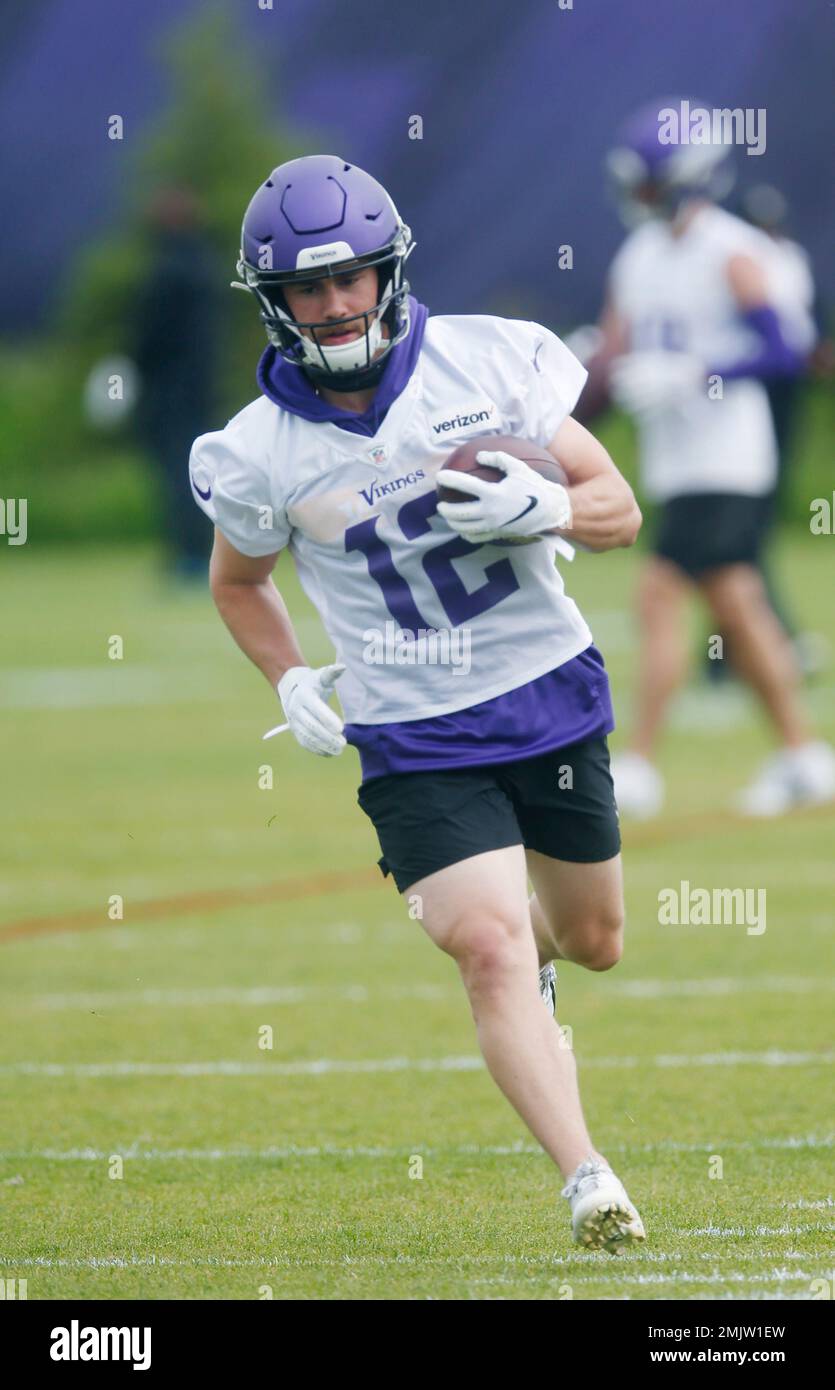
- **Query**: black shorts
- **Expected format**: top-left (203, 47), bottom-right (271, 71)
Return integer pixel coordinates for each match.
top-left (653, 492), bottom-right (774, 579)
top-left (356, 736), bottom-right (621, 894)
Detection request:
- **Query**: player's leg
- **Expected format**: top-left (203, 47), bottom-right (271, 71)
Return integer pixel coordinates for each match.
top-left (630, 555), bottom-right (692, 758)
top-left (501, 737), bottom-right (624, 976)
top-left (698, 561), bottom-right (835, 812)
top-left (527, 851), bottom-right (624, 972)
top-left (408, 846), bottom-right (605, 1181)
top-left (357, 754), bottom-right (645, 1249)
top-left (612, 553), bottom-right (690, 817)
top-left (412, 849), bottom-right (644, 1251)
top-left (698, 562), bottom-right (807, 743)
top-left (494, 738), bottom-right (644, 1248)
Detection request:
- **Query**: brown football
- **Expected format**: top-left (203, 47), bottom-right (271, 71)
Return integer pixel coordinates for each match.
top-left (436, 434), bottom-right (568, 504)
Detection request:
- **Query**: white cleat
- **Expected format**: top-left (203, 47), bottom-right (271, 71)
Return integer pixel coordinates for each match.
top-left (539, 962), bottom-right (557, 1016)
top-left (736, 741), bottom-right (835, 817)
top-left (793, 631), bottom-right (831, 679)
top-left (610, 751), bottom-right (664, 820)
top-left (561, 1157), bottom-right (646, 1255)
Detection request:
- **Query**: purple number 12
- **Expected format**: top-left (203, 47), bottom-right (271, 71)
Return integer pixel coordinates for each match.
top-left (344, 490), bottom-right (519, 629)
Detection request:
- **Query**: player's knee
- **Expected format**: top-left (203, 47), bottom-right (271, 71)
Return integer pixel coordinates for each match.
top-left (447, 917), bottom-right (526, 994)
top-left (637, 574), bottom-right (663, 617)
top-left (706, 590), bottom-right (744, 630)
top-left (702, 568), bottom-right (761, 628)
top-left (585, 937), bottom-right (623, 971)
top-left (638, 568), bottom-right (679, 622)
top-left (568, 911), bottom-right (624, 971)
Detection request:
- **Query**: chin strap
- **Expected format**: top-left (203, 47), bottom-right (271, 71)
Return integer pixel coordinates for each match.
top-left (304, 358), bottom-right (390, 393)
top-left (297, 279), bottom-right (408, 393)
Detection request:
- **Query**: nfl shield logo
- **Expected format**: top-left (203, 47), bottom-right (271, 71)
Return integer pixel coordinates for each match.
top-left (368, 444), bottom-right (388, 465)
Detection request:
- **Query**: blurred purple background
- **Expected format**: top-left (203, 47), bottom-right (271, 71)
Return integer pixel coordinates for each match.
top-left (2, 0), bottom-right (832, 332)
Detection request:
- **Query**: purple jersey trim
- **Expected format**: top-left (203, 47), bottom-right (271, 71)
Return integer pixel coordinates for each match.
top-left (345, 644), bottom-right (615, 782)
top-left (256, 296), bottom-right (429, 436)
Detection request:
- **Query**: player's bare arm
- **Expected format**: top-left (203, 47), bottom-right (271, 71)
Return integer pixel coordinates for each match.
top-left (725, 250), bottom-right (770, 308)
top-left (209, 528), bottom-right (301, 687)
top-left (546, 415), bottom-right (642, 551)
top-left (209, 528), bottom-right (347, 757)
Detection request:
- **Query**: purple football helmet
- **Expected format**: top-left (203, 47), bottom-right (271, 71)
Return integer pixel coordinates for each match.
top-left (606, 98), bottom-right (735, 226)
top-left (233, 155), bottom-right (415, 388)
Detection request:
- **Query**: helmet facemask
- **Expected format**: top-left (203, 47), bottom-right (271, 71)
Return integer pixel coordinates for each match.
top-left (235, 229), bottom-right (414, 389)
top-left (607, 138), bottom-right (735, 228)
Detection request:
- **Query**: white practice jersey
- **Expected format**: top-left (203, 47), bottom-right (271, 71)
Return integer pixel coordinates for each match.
top-left (189, 315), bottom-right (592, 725)
top-left (609, 204), bottom-right (779, 501)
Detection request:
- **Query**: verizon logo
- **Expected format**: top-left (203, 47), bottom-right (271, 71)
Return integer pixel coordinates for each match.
top-left (431, 408), bottom-right (495, 435)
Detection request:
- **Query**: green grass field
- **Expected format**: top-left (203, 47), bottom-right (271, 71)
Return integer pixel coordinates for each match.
top-left (0, 534), bottom-right (833, 1300)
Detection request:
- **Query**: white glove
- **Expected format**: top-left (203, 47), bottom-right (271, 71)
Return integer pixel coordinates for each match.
top-left (609, 351), bottom-right (705, 418)
top-left (276, 663), bottom-right (346, 757)
top-left (435, 450), bottom-right (572, 545)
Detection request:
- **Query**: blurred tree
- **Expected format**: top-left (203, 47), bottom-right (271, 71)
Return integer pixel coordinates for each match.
top-left (0, 3), bottom-right (312, 545)
top-left (64, 2), bottom-right (309, 418)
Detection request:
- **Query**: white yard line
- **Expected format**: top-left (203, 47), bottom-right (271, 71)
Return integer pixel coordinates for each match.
top-left (7, 975), bottom-right (832, 1012)
top-left (1, 1135), bottom-right (831, 1162)
top-left (606, 976), bottom-right (835, 999)
top-left (573, 1270), bottom-right (816, 1286)
top-left (0, 1254), bottom-right (818, 1277)
top-left (0, 667), bottom-right (228, 710)
top-left (0, 1050), bottom-right (832, 1079)
top-left (679, 1225), bottom-right (834, 1237)
top-left (8, 983), bottom-right (448, 1011)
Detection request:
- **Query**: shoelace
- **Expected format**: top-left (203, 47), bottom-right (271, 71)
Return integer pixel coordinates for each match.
top-left (560, 1159), bottom-right (613, 1201)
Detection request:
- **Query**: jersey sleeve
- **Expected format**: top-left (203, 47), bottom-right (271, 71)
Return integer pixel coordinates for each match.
top-left (188, 424), bottom-right (290, 557)
top-left (508, 321), bottom-right (589, 447)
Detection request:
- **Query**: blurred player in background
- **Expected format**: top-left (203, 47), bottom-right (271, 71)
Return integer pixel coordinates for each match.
top-left (594, 99), bottom-right (835, 818)
top-left (702, 183), bottom-right (821, 681)
top-left (134, 184), bottom-right (220, 580)
top-left (739, 183), bottom-right (818, 472)
top-left (734, 184), bottom-right (828, 674)
top-left (190, 155), bottom-right (647, 1252)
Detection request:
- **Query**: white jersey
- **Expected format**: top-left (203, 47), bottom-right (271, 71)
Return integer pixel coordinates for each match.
top-left (189, 315), bottom-right (591, 725)
top-left (609, 204), bottom-right (779, 501)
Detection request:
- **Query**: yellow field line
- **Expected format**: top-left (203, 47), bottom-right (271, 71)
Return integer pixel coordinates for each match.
top-left (1, 802), bottom-right (832, 943)
top-left (0, 867), bottom-right (381, 943)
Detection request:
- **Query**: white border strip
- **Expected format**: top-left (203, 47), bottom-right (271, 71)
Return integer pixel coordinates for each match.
top-left (0, 1256), bottom-right (819, 1287)
top-left (1, 1135), bottom-right (831, 1162)
top-left (6, 975), bottom-right (832, 1011)
top-left (0, 1050), bottom-right (831, 1078)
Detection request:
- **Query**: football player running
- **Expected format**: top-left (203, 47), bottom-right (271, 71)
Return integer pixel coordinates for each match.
top-left (190, 156), bottom-right (645, 1253)
top-left (599, 100), bottom-right (835, 818)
